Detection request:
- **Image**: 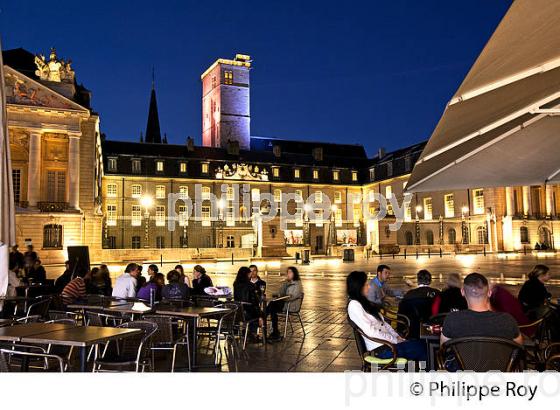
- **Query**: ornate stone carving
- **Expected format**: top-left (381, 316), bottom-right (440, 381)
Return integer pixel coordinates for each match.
top-left (34, 48), bottom-right (75, 83)
top-left (5, 71), bottom-right (74, 109)
top-left (10, 129), bottom-right (29, 152)
top-left (215, 163), bottom-right (269, 181)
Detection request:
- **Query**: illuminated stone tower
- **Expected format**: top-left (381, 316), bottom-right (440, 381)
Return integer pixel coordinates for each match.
top-left (201, 54), bottom-right (251, 150)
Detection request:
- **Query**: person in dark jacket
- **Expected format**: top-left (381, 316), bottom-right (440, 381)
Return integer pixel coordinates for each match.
top-left (26, 259), bottom-right (47, 284)
top-left (518, 264), bottom-right (552, 319)
top-left (9, 245), bottom-right (24, 271)
top-left (398, 269), bottom-right (440, 338)
top-left (431, 273), bottom-right (467, 316)
top-left (191, 265), bottom-right (213, 295)
top-left (162, 270), bottom-right (190, 300)
top-left (249, 264), bottom-right (266, 297)
top-left (234, 266), bottom-right (262, 339)
top-left (54, 261), bottom-right (73, 293)
top-left (86, 265), bottom-right (113, 296)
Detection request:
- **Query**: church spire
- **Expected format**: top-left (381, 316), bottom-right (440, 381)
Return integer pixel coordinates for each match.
top-left (145, 69), bottom-right (162, 144)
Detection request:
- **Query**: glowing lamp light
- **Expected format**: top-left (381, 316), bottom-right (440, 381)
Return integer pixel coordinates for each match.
top-left (415, 205), bottom-right (422, 213)
top-left (303, 204), bottom-right (312, 213)
top-left (461, 206), bottom-right (469, 214)
top-left (140, 195), bottom-right (154, 209)
top-left (217, 199), bottom-right (226, 209)
top-left (331, 204), bottom-right (338, 212)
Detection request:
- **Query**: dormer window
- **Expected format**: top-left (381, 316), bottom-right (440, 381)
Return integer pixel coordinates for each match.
top-left (108, 158), bottom-right (117, 172)
top-left (180, 162), bottom-right (187, 173)
top-left (294, 168), bottom-right (301, 179)
top-left (156, 160), bottom-right (164, 172)
top-left (333, 170), bottom-right (340, 181)
top-left (201, 162), bottom-right (209, 174)
top-left (131, 159), bottom-right (141, 174)
top-left (369, 168), bottom-right (375, 181)
top-left (313, 169), bottom-right (319, 180)
top-left (272, 167), bottom-right (280, 178)
top-left (352, 171), bottom-right (358, 182)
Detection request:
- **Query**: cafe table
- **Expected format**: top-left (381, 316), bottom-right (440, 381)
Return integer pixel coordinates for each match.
top-left (260, 295), bottom-right (290, 344)
top-left (155, 306), bottom-right (229, 368)
top-left (20, 325), bottom-right (142, 372)
top-left (0, 322), bottom-right (76, 370)
top-left (420, 323), bottom-right (441, 371)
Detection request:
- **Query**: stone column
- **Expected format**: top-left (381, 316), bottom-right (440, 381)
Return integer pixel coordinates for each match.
top-left (505, 187), bottom-right (515, 216)
top-left (545, 184), bottom-right (554, 217)
top-left (522, 186), bottom-right (532, 217)
top-left (27, 131), bottom-right (42, 207)
top-left (68, 133), bottom-right (81, 210)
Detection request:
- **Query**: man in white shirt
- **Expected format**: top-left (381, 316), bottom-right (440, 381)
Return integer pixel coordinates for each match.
top-left (112, 263), bottom-right (140, 299)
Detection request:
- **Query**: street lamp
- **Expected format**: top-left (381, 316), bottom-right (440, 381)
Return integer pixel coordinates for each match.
top-left (461, 205), bottom-right (469, 245)
top-left (216, 198), bottom-right (225, 248)
top-left (329, 204), bottom-right (338, 254)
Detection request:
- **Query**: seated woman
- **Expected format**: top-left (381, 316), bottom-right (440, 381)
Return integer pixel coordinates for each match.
top-left (347, 270), bottom-right (427, 362)
top-left (162, 270), bottom-right (190, 300)
top-left (233, 266), bottom-right (263, 340)
top-left (518, 264), bottom-right (552, 319)
top-left (431, 273), bottom-right (467, 316)
top-left (175, 264), bottom-right (191, 287)
top-left (86, 265), bottom-right (113, 296)
top-left (137, 272), bottom-right (164, 302)
top-left (191, 265), bottom-right (213, 295)
top-left (265, 266), bottom-right (303, 341)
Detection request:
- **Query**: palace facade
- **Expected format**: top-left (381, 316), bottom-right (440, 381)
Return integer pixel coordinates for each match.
top-left (4, 49), bottom-right (560, 265)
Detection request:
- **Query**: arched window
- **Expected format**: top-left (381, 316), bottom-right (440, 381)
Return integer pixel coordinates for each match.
top-left (405, 231), bottom-right (413, 246)
top-left (520, 226), bottom-right (529, 244)
top-left (448, 228), bottom-right (457, 245)
top-left (426, 230), bottom-right (434, 245)
top-left (43, 224), bottom-right (63, 249)
top-left (477, 226), bottom-right (488, 244)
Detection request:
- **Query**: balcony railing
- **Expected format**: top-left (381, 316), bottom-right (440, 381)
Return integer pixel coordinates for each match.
top-left (37, 201), bottom-right (69, 212)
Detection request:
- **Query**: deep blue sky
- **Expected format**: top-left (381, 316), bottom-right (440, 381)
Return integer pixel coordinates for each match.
top-left (1, 0), bottom-right (512, 156)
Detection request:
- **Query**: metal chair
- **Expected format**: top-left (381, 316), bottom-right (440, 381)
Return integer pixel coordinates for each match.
top-left (26, 297), bottom-right (51, 319)
top-left (93, 320), bottom-right (158, 372)
top-left (47, 310), bottom-right (80, 322)
top-left (196, 307), bottom-right (236, 365)
top-left (427, 312), bottom-right (448, 326)
top-left (143, 314), bottom-right (190, 372)
top-left (277, 294), bottom-right (306, 338)
top-left (0, 348), bottom-right (65, 372)
top-left (438, 337), bottom-right (525, 371)
top-left (348, 316), bottom-right (407, 371)
top-left (14, 315), bottom-right (42, 324)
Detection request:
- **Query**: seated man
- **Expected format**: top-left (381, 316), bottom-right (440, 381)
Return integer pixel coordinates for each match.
top-left (367, 264), bottom-right (403, 306)
top-left (441, 273), bottom-right (523, 346)
top-left (398, 269), bottom-right (440, 338)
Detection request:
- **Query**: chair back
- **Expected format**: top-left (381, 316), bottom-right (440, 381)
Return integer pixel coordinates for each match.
top-left (26, 297), bottom-right (52, 319)
top-left (287, 293), bottom-right (304, 313)
top-left (48, 310), bottom-right (79, 322)
top-left (214, 303), bottom-right (239, 334)
top-left (116, 320), bottom-right (158, 362)
top-left (193, 296), bottom-right (217, 307)
top-left (0, 350), bottom-right (9, 372)
top-left (441, 337), bottom-right (524, 371)
top-left (159, 298), bottom-right (192, 309)
top-left (45, 318), bottom-right (78, 325)
top-left (347, 317), bottom-right (368, 359)
top-left (85, 311), bottom-right (121, 327)
top-left (143, 315), bottom-right (174, 345)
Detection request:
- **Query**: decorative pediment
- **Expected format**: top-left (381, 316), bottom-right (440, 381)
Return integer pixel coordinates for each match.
top-left (215, 163), bottom-right (269, 181)
top-left (3, 67), bottom-right (85, 111)
top-left (34, 48), bottom-right (75, 83)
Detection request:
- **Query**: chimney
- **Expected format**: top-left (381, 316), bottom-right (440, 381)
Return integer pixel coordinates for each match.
top-left (312, 147), bottom-right (323, 162)
top-left (377, 147), bottom-right (386, 158)
top-left (186, 136), bottom-right (195, 152)
top-left (227, 139), bottom-right (240, 156)
top-left (273, 144), bottom-right (281, 158)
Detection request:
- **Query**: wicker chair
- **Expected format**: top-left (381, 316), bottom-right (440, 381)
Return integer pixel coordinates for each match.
top-left (438, 337), bottom-right (525, 371)
top-left (348, 316), bottom-right (407, 371)
top-left (0, 348), bottom-right (65, 373)
top-left (93, 320), bottom-right (158, 372)
top-left (277, 293), bottom-right (306, 339)
top-left (143, 314), bottom-right (190, 372)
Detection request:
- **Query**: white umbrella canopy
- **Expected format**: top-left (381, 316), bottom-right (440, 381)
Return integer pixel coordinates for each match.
top-left (0, 38), bottom-right (16, 299)
top-left (407, 0), bottom-right (560, 193)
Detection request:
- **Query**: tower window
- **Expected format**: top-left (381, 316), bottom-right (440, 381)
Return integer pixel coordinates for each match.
top-left (224, 70), bottom-right (233, 85)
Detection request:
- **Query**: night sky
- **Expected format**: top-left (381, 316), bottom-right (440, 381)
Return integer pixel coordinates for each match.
top-left (1, 0), bottom-right (512, 156)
